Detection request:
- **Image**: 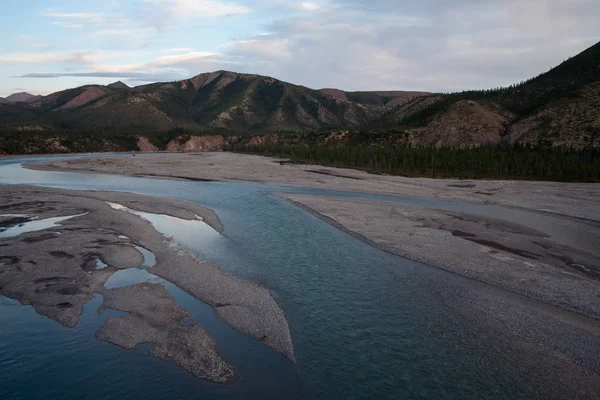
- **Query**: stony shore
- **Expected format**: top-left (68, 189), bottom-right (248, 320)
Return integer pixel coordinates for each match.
top-left (0, 185), bottom-right (295, 381)
top-left (97, 282), bottom-right (235, 383)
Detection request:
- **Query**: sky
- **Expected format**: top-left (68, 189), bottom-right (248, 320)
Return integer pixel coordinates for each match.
top-left (1, 0), bottom-right (599, 96)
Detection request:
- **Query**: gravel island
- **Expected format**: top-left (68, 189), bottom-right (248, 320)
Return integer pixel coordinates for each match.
top-left (0, 184), bottom-right (295, 381)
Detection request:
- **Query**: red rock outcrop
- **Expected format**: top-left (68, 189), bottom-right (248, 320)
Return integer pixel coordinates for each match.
top-left (137, 136), bottom-right (159, 152)
top-left (166, 135), bottom-right (226, 152)
top-left (57, 87), bottom-right (106, 110)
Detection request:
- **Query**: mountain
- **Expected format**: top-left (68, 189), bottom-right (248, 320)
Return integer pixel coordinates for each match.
top-left (372, 41), bottom-right (600, 148)
top-left (0, 41), bottom-right (598, 152)
top-left (0, 71), bottom-right (391, 134)
top-left (107, 81), bottom-right (130, 90)
top-left (0, 92), bottom-right (40, 104)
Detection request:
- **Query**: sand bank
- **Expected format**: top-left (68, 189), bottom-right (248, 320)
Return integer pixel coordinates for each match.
top-left (0, 185), bottom-right (294, 381)
top-left (281, 194), bottom-right (600, 320)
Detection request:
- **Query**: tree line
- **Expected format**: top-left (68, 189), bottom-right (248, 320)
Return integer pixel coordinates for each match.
top-left (227, 143), bottom-right (600, 182)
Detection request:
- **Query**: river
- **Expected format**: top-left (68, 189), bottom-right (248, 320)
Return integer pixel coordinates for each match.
top-left (0, 155), bottom-right (595, 400)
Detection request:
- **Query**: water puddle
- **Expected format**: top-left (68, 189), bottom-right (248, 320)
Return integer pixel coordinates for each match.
top-left (106, 203), bottom-right (220, 248)
top-left (102, 202), bottom-right (217, 291)
top-left (0, 214), bottom-right (31, 218)
top-left (104, 245), bottom-right (158, 289)
top-left (135, 245), bottom-right (156, 268)
top-left (104, 269), bottom-right (161, 289)
top-left (0, 213), bottom-right (87, 239)
top-left (95, 259), bottom-right (108, 270)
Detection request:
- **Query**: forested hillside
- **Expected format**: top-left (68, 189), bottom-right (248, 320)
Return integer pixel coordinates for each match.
top-left (374, 41), bottom-right (600, 148)
top-left (228, 142), bottom-right (600, 182)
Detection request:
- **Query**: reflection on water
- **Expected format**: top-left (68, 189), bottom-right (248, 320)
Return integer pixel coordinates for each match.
top-left (0, 213), bottom-right (87, 238)
top-left (134, 245), bottom-right (156, 268)
top-left (104, 268), bottom-right (160, 289)
top-left (104, 244), bottom-right (157, 289)
top-left (106, 202), bottom-right (221, 249)
top-left (95, 259), bottom-right (108, 270)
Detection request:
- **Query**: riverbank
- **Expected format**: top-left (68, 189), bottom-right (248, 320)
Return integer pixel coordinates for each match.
top-left (26, 152), bottom-right (600, 221)
top-left (281, 194), bottom-right (600, 320)
top-left (0, 185), bottom-right (295, 381)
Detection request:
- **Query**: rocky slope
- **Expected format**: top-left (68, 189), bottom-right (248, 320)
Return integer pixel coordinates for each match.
top-left (401, 100), bottom-right (509, 147)
top-left (506, 82), bottom-right (600, 147)
top-left (373, 40), bottom-right (600, 148)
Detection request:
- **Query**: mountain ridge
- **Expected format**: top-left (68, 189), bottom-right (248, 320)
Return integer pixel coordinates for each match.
top-left (2, 70), bottom-right (395, 133)
top-left (0, 92), bottom-right (41, 104)
top-left (1, 40), bottom-right (599, 151)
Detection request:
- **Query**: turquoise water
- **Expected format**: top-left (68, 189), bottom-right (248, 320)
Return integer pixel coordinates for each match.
top-left (0, 156), bottom-right (588, 399)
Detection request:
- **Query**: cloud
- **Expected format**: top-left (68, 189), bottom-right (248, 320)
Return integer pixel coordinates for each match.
top-left (298, 2), bottom-right (320, 11)
top-left (161, 47), bottom-right (194, 53)
top-left (13, 0), bottom-right (600, 94)
top-left (52, 21), bottom-right (84, 29)
top-left (12, 35), bottom-right (51, 51)
top-left (41, 10), bottom-right (126, 26)
top-left (14, 50), bottom-right (233, 85)
top-left (218, 0), bottom-right (600, 91)
top-left (227, 39), bottom-right (290, 59)
top-left (92, 51), bottom-right (230, 74)
top-left (17, 72), bottom-right (154, 78)
top-left (149, 51), bottom-right (219, 65)
top-left (42, 9), bottom-right (133, 25)
top-left (145, 0), bottom-right (251, 18)
top-left (0, 51), bottom-right (95, 66)
top-left (16, 71), bottom-right (188, 85)
top-left (42, 11), bottom-right (104, 19)
top-left (42, 6), bottom-right (162, 46)
top-left (92, 27), bottom-right (155, 37)
top-left (134, 51), bottom-right (235, 79)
